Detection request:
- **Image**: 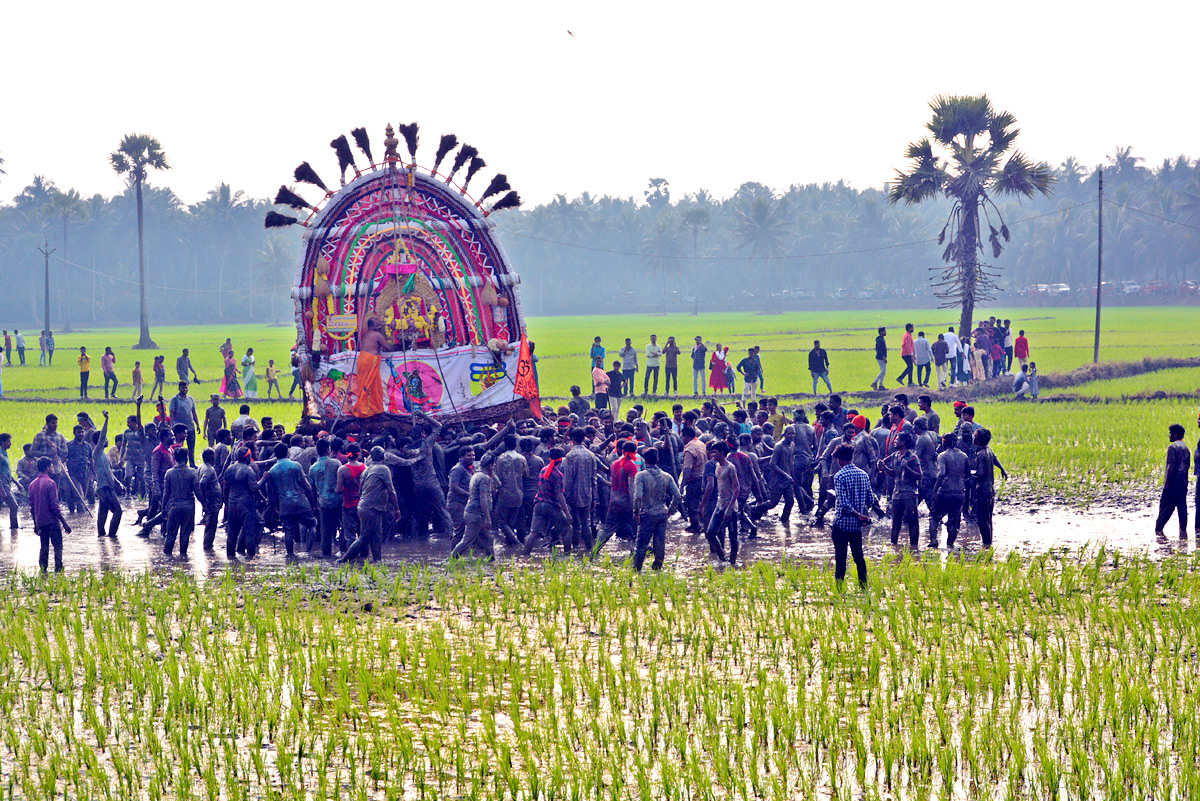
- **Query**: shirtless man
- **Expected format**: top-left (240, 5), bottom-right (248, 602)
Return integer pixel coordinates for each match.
top-left (350, 318), bottom-right (389, 418)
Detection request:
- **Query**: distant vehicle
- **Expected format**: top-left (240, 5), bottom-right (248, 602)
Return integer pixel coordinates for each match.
top-left (1179, 281), bottom-right (1199, 296)
top-left (791, 289), bottom-right (815, 302)
top-left (1048, 283), bottom-right (1071, 296)
top-left (1121, 281), bottom-right (1142, 295)
top-left (856, 289), bottom-right (878, 300)
top-left (1141, 280), bottom-right (1168, 295)
top-left (1028, 284), bottom-right (1050, 296)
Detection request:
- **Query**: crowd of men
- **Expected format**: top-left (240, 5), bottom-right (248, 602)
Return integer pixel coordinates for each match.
top-left (1, 382), bottom-right (1024, 587)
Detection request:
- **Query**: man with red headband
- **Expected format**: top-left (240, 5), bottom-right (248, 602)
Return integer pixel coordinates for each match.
top-left (525, 447), bottom-right (571, 555)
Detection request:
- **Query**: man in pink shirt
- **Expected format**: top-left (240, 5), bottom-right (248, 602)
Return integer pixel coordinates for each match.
top-left (101, 347), bottom-right (119, 399)
top-left (896, 323), bottom-right (916, 387)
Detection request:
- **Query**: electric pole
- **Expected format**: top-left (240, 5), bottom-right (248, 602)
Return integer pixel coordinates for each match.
top-left (37, 238), bottom-right (56, 334)
top-left (1093, 169), bottom-right (1103, 363)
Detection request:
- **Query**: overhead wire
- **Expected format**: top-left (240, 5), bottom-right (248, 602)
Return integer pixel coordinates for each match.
top-left (494, 201), bottom-right (1098, 261)
top-left (50, 252), bottom-right (293, 293)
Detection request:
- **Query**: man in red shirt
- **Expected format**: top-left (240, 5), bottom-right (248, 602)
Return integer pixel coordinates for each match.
top-left (335, 444), bottom-right (367, 553)
top-left (595, 440), bottom-right (640, 554)
top-left (29, 457), bottom-right (72, 572)
top-left (1014, 330), bottom-right (1030, 368)
top-left (896, 323), bottom-right (916, 387)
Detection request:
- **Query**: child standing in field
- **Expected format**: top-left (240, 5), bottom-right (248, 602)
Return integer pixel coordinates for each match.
top-left (266, 359), bottom-right (281, 399)
top-left (131, 361), bottom-right (143, 400)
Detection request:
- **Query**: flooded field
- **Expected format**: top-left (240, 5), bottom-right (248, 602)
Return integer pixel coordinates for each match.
top-left (0, 492), bottom-right (1184, 578)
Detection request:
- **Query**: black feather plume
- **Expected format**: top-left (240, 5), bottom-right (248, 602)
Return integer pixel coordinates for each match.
top-left (432, 134), bottom-right (458, 175)
top-left (447, 144), bottom-right (477, 183)
top-left (486, 192), bottom-right (522, 215)
top-left (293, 162), bottom-right (329, 193)
top-left (398, 123), bottom-right (419, 162)
top-left (462, 156), bottom-right (487, 193)
top-left (265, 211), bottom-right (302, 228)
top-left (351, 127), bottom-right (375, 168)
top-left (479, 173), bottom-right (510, 203)
top-left (330, 135), bottom-right (357, 183)
top-left (274, 186), bottom-right (314, 212)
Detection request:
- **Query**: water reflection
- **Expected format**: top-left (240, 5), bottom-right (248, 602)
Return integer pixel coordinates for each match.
top-left (0, 497), bottom-right (1182, 578)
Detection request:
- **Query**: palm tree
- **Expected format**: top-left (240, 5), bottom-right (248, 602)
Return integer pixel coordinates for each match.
top-left (256, 232), bottom-right (298, 324)
top-left (734, 192), bottom-right (793, 299)
top-left (192, 183), bottom-right (247, 316)
top-left (110, 134), bottom-right (169, 348)
top-left (641, 214), bottom-right (685, 314)
top-left (888, 95), bottom-right (1054, 335)
top-left (47, 189), bottom-right (87, 332)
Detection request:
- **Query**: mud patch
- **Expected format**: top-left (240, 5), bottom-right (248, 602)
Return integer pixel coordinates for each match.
top-left (0, 492), bottom-right (1181, 579)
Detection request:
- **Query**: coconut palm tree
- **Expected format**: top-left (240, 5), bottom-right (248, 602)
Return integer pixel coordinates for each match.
top-left (47, 189), bottom-right (87, 331)
top-left (641, 213), bottom-right (685, 314)
top-left (191, 183), bottom-right (247, 316)
top-left (110, 134), bottom-right (169, 348)
top-left (888, 95), bottom-right (1054, 335)
top-left (734, 192), bottom-right (793, 299)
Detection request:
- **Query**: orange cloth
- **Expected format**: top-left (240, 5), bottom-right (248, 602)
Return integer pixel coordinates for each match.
top-left (348, 352), bottom-right (385, 418)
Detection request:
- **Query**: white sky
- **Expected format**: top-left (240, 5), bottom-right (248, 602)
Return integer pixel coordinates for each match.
top-left (2, 0), bottom-right (1197, 207)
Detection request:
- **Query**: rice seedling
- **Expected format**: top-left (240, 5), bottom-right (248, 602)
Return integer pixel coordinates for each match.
top-left (0, 552), bottom-right (1197, 799)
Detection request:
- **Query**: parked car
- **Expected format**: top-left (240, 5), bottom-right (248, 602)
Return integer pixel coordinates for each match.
top-left (1179, 281), bottom-right (1199, 296)
top-left (1121, 281), bottom-right (1142, 295)
top-left (1141, 280), bottom-right (1168, 295)
top-left (1028, 284), bottom-right (1050, 296)
top-left (1048, 283), bottom-right (1071, 296)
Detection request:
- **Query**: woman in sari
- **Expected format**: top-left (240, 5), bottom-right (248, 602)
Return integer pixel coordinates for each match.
top-left (709, 344), bottom-right (730, 393)
top-left (222, 353), bottom-right (242, 398)
top-left (241, 348), bottom-right (258, 398)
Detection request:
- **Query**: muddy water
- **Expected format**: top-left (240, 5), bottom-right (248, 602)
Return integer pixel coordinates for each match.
top-left (0, 492), bottom-right (1188, 578)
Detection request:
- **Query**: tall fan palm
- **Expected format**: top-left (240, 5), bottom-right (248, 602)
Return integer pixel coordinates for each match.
top-left (888, 95), bottom-right (1054, 336)
top-left (110, 134), bottom-right (169, 348)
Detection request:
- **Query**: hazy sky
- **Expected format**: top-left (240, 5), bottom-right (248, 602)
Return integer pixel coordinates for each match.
top-left (3, 1), bottom-right (1197, 207)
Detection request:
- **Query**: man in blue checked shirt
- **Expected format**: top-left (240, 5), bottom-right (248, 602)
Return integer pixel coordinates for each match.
top-left (832, 443), bottom-right (874, 588)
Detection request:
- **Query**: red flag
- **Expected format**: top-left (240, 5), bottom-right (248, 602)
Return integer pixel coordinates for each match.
top-left (513, 331), bottom-right (542, 419)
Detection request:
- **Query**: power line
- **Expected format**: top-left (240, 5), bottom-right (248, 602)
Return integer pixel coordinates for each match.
top-left (496, 201), bottom-right (1097, 261)
top-left (52, 253), bottom-right (292, 294)
top-left (1105, 199), bottom-right (1200, 232)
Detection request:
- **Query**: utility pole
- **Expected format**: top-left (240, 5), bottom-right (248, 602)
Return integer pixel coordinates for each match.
top-left (1093, 169), bottom-right (1103, 363)
top-left (37, 238), bottom-right (56, 334)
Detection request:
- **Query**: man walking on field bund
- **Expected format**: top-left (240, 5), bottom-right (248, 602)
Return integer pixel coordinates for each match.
top-left (808, 340), bottom-right (832, 395)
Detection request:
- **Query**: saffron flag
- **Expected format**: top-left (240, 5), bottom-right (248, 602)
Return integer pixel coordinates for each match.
top-left (513, 332), bottom-right (542, 419)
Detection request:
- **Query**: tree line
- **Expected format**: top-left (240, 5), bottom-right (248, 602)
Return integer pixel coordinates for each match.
top-left (0, 143), bottom-right (1197, 329)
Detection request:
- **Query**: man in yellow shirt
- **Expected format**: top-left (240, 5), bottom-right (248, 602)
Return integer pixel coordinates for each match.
top-left (78, 347), bottom-right (92, 400)
top-left (766, 397), bottom-right (789, 435)
top-left (265, 359), bottom-right (282, 399)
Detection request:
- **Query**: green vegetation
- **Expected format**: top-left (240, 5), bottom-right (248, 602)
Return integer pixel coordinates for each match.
top-left (1045, 366), bottom-right (1200, 398)
top-left (2, 308), bottom-right (1196, 502)
top-left (2, 554), bottom-right (1198, 800)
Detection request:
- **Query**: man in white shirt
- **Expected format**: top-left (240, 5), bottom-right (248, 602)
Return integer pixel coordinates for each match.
top-left (913, 331), bottom-right (933, 388)
top-left (943, 327), bottom-right (962, 386)
top-left (643, 335), bottom-right (663, 397)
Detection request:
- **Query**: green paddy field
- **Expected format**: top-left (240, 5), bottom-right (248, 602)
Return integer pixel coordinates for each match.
top-left (2, 307), bottom-right (1195, 503)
